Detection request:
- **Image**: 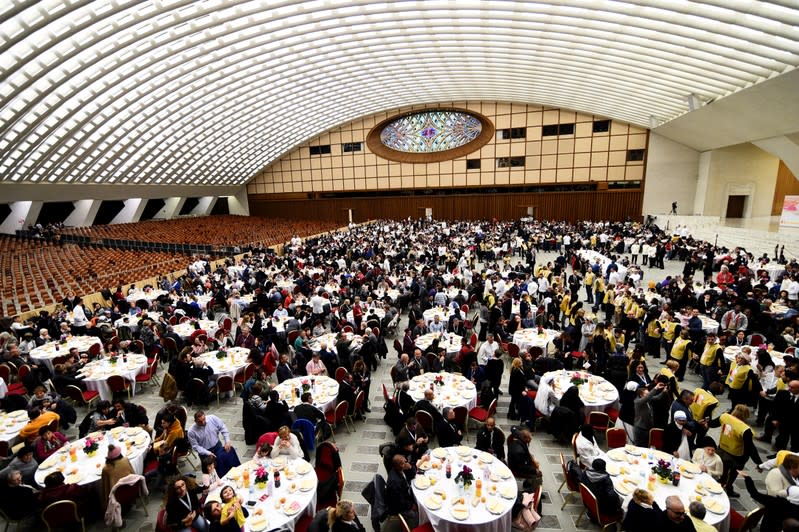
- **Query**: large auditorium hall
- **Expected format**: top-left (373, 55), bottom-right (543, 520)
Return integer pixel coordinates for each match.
top-left (1, 2), bottom-right (799, 532)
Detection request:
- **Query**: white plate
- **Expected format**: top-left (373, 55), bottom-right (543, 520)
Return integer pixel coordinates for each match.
top-left (450, 505), bottom-right (469, 520)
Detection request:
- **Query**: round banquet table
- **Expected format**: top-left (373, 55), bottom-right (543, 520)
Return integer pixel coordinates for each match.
top-left (196, 348), bottom-right (250, 379)
top-left (723, 345), bottom-right (786, 367)
top-left (126, 289), bottom-right (167, 303)
top-left (752, 262), bottom-right (785, 282)
top-left (208, 456), bottom-right (318, 532)
top-left (33, 427), bottom-right (151, 488)
top-left (770, 303), bottom-right (790, 316)
top-left (0, 410), bottom-right (30, 444)
top-left (347, 307), bottom-right (386, 324)
top-left (412, 446), bottom-right (517, 532)
top-left (30, 336), bottom-right (103, 373)
top-left (606, 445), bottom-right (730, 532)
top-left (173, 319), bottom-right (220, 340)
top-left (308, 332), bottom-right (362, 355)
top-left (407, 373), bottom-right (476, 411)
top-left (113, 312), bottom-right (162, 333)
top-left (78, 354), bottom-right (149, 401)
top-left (511, 328), bottom-right (560, 354)
top-left (415, 333), bottom-right (463, 356)
top-left (423, 307), bottom-right (455, 326)
top-left (699, 315), bottom-right (720, 334)
top-left (269, 316), bottom-right (291, 334)
top-left (540, 370), bottom-right (619, 415)
top-left (274, 376), bottom-right (339, 413)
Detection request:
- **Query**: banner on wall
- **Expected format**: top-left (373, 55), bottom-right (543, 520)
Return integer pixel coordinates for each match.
top-left (779, 195), bottom-right (799, 227)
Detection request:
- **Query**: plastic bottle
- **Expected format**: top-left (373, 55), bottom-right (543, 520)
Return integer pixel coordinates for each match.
top-left (274, 470), bottom-right (281, 488)
top-left (445, 461), bottom-right (452, 479)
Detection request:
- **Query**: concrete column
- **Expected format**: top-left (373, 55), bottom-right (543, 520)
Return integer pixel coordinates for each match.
top-left (110, 198), bottom-right (146, 225)
top-left (228, 186), bottom-right (250, 216)
top-left (63, 199), bottom-right (101, 227)
top-left (753, 135), bottom-right (799, 179)
top-left (693, 151), bottom-right (713, 215)
top-left (153, 197), bottom-right (186, 220)
top-left (190, 196), bottom-right (217, 216)
top-left (0, 201), bottom-right (43, 234)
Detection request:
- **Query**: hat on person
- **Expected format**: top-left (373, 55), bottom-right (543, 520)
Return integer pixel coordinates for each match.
top-left (107, 445), bottom-right (122, 460)
top-left (673, 411), bottom-right (687, 421)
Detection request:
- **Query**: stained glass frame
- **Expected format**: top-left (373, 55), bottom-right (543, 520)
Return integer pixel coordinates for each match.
top-left (367, 108), bottom-right (494, 163)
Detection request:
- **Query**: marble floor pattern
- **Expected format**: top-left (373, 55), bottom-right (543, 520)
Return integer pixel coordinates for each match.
top-left (32, 250), bottom-right (772, 531)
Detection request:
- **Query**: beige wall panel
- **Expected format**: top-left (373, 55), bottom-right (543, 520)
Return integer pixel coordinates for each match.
top-left (573, 167), bottom-right (590, 180)
top-left (331, 167), bottom-right (343, 179)
top-left (608, 151), bottom-right (627, 166)
top-left (525, 169), bottom-right (541, 183)
top-left (609, 136), bottom-right (628, 151)
top-left (440, 160), bottom-right (453, 173)
top-left (496, 103), bottom-right (512, 115)
top-left (590, 167), bottom-right (608, 180)
top-left (628, 134), bottom-right (647, 149)
top-left (378, 177), bottom-right (389, 189)
top-left (310, 158), bottom-right (321, 170)
top-left (440, 175), bottom-right (453, 187)
top-left (480, 144), bottom-right (495, 158)
top-left (495, 172), bottom-right (510, 185)
top-left (557, 154), bottom-right (573, 168)
top-left (558, 138), bottom-right (574, 153)
top-left (495, 115), bottom-right (511, 129)
top-left (556, 168), bottom-right (573, 181)
top-left (526, 156), bottom-right (541, 170)
top-left (413, 164), bottom-right (426, 176)
top-left (528, 126), bottom-right (542, 141)
top-left (495, 143), bottom-right (510, 157)
top-left (541, 169), bottom-right (557, 182)
top-left (541, 140), bottom-right (558, 155)
top-left (466, 173), bottom-right (480, 186)
top-left (509, 171), bottom-right (525, 184)
top-left (574, 153), bottom-right (591, 167)
top-left (481, 102), bottom-right (496, 115)
top-left (607, 166), bottom-right (626, 180)
top-left (576, 122), bottom-right (593, 137)
top-left (543, 110), bottom-right (559, 123)
top-left (576, 113), bottom-right (593, 123)
top-left (510, 142), bottom-right (526, 156)
top-left (365, 165), bottom-right (377, 178)
top-left (402, 176), bottom-right (414, 188)
top-left (592, 137), bottom-right (610, 152)
top-left (626, 165), bottom-right (644, 180)
top-left (526, 141), bottom-right (541, 155)
top-left (426, 162), bottom-right (439, 175)
top-left (574, 138), bottom-right (592, 152)
top-left (541, 155), bottom-right (557, 169)
top-left (453, 173), bottom-right (467, 186)
top-left (559, 110), bottom-right (576, 123)
top-left (301, 181), bottom-right (312, 192)
top-left (510, 114), bottom-right (527, 127)
top-left (377, 165), bottom-right (389, 177)
top-left (353, 166), bottom-right (365, 179)
top-left (610, 122), bottom-right (629, 135)
top-left (591, 152), bottom-right (608, 166)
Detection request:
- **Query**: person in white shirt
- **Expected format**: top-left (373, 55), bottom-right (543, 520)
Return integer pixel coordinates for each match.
top-left (270, 426), bottom-right (302, 459)
top-left (477, 334), bottom-right (499, 366)
top-left (575, 424), bottom-right (603, 468)
top-left (305, 352), bottom-right (327, 376)
top-left (70, 299), bottom-right (88, 334)
top-left (428, 315), bottom-right (445, 334)
top-left (272, 304), bottom-right (289, 319)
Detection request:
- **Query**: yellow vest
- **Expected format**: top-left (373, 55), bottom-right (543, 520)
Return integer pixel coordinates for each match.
top-left (646, 320), bottom-right (662, 339)
top-left (662, 321), bottom-right (678, 341)
top-left (700, 343), bottom-right (721, 367)
top-left (689, 388), bottom-right (719, 420)
top-left (776, 378), bottom-right (788, 392)
top-left (584, 272), bottom-right (594, 286)
top-left (725, 362), bottom-right (751, 390)
top-left (719, 413), bottom-right (750, 457)
top-left (560, 295), bottom-right (571, 314)
top-left (594, 277), bottom-right (605, 292)
top-left (776, 450), bottom-right (798, 467)
top-left (671, 337), bottom-right (691, 361)
top-left (659, 368), bottom-right (680, 394)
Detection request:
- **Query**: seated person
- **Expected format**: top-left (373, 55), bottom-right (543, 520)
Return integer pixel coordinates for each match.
top-left (33, 425), bottom-right (68, 462)
top-left (19, 407), bottom-right (60, 443)
top-left (0, 446), bottom-right (38, 485)
top-left (385, 454), bottom-right (417, 529)
top-left (580, 458), bottom-right (622, 518)
top-left (691, 437), bottom-right (723, 481)
top-left (623, 489), bottom-right (661, 531)
top-left (165, 476), bottom-right (208, 532)
top-left (435, 407), bottom-right (463, 448)
top-left (0, 470), bottom-right (38, 522)
top-left (575, 424), bottom-right (603, 468)
top-left (475, 416), bottom-right (505, 460)
top-left (507, 428), bottom-right (542, 489)
top-left (38, 471), bottom-right (97, 520)
top-left (270, 426), bottom-right (302, 459)
top-left (263, 390), bottom-right (292, 431)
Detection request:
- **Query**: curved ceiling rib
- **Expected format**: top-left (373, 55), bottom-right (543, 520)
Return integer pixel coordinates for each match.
top-left (1, 0), bottom-right (797, 187)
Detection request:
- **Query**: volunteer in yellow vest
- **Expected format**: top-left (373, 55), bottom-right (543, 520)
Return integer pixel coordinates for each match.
top-left (696, 332), bottom-right (723, 391)
top-left (725, 353), bottom-right (756, 409)
top-left (708, 404), bottom-right (762, 498)
top-left (644, 314), bottom-right (662, 361)
top-left (583, 270), bottom-right (594, 305)
top-left (668, 330), bottom-right (692, 381)
top-left (559, 290), bottom-right (571, 328)
top-left (756, 449), bottom-right (799, 473)
top-left (659, 360), bottom-right (682, 396)
top-left (592, 275), bottom-right (604, 313)
top-left (660, 313), bottom-right (679, 358)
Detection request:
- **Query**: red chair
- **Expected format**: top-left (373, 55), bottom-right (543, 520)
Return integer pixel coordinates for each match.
top-left (415, 410), bottom-right (435, 438)
top-left (398, 514), bottom-right (434, 532)
top-left (467, 398), bottom-right (497, 437)
top-left (649, 427), bottom-right (665, 451)
top-left (106, 375), bottom-right (131, 399)
top-left (507, 342), bottom-right (520, 358)
top-left (109, 476), bottom-right (149, 517)
top-left (325, 400), bottom-right (351, 440)
top-left (558, 452), bottom-right (580, 508)
top-left (222, 317), bottom-right (232, 332)
top-left (234, 363), bottom-right (256, 392)
top-left (588, 411), bottom-right (611, 439)
top-left (452, 406), bottom-right (468, 433)
top-left (287, 330), bottom-right (300, 346)
top-left (748, 333), bottom-right (766, 346)
top-left (730, 506), bottom-right (764, 532)
top-left (605, 407), bottom-right (620, 423)
top-left (382, 383), bottom-right (392, 403)
top-left (347, 390), bottom-right (365, 428)
top-left (88, 343), bottom-right (102, 358)
top-left (576, 483), bottom-right (619, 531)
top-left (42, 500), bottom-right (85, 532)
top-left (16, 364), bottom-right (31, 382)
top-left (134, 359), bottom-right (160, 389)
top-left (334, 367), bottom-right (349, 383)
top-left (341, 325), bottom-right (353, 334)
top-left (215, 375), bottom-right (235, 405)
top-left (606, 427), bottom-right (627, 449)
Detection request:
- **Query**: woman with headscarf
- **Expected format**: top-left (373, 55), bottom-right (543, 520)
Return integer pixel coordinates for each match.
top-left (575, 424), bottom-right (603, 468)
top-left (549, 385), bottom-right (584, 445)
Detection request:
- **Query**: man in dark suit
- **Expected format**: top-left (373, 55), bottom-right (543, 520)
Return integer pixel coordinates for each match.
top-left (294, 392), bottom-right (326, 425)
top-left (337, 373), bottom-right (357, 415)
top-left (414, 389), bottom-right (441, 424)
top-left (408, 349), bottom-right (429, 379)
top-left (397, 417), bottom-right (429, 458)
top-left (485, 349), bottom-right (504, 398)
top-left (436, 407), bottom-right (463, 448)
top-left (386, 454), bottom-right (418, 528)
top-left (276, 354), bottom-right (294, 383)
top-left (475, 416), bottom-right (505, 460)
top-left (772, 380), bottom-right (799, 452)
top-left (396, 383), bottom-right (415, 417)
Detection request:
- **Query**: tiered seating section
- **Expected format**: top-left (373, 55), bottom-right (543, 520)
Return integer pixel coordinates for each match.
top-left (62, 215), bottom-right (339, 248)
top-left (0, 237), bottom-right (193, 317)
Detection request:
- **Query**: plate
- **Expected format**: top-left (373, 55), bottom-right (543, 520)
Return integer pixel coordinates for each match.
top-left (654, 451), bottom-right (673, 462)
top-left (607, 448), bottom-right (626, 461)
top-left (499, 485), bottom-right (515, 499)
top-left (418, 461), bottom-right (431, 471)
top-left (296, 462), bottom-right (312, 475)
top-left (624, 445), bottom-right (641, 456)
top-left (66, 472), bottom-right (82, 484)
top-left (606, 463), bottom-right (620, 476)
top-left (705, 482), bottom-right (724, 494)
top-left (248, 516), bottom-right (269, 532)
top-left (478, 453), bottom-right (494, 464)
top-left (680, 462), bottom-right (701, 474)
top-left (456, 446), bottom-right (470, 456)
top-left (487, 498), bottom-right (505, 515)
top-left (432, 448), bottom-right (448, 459)
top-left (450, 504), bottom-right (469, 520)
top-left (282, 501), bottom-right (302, 515)
top-left (705, 499), bottom-right (725, 514)
top-left (425, 494), bottom-right (443, 510)
top-left (414, 476), bottom-right (430, 490)
top-left (602, 392), bottom-right (617, 400)
top-left (615, 478), bottom-right (636, 495)
top-left (300, 479), bottom-right (314, 492)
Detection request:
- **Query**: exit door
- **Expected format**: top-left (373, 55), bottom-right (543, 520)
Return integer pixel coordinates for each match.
top-left (725, 195), bottom-right (746, 218)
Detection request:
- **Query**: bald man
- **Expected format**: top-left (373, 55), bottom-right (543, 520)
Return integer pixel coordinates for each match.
top-left (660, 495), bottom-right (695, 531)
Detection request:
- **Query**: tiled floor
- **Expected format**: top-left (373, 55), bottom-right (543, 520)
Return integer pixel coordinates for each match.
top-left (45, 250), bottom-right (770, 531)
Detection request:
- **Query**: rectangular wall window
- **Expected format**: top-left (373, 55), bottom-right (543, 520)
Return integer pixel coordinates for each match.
top-left (466, 159), bottom-right (481, 170)
top-left (496, 156), bottom-right (525, 168)
top-left (309, 145), bottom-right (331, 156)
top-left (542, 124), bottom-right (574, 136)
top-left (498, 127), bottom-right (526, 140)
top-left (592, 120), bottom-right (611, 133)
top-left (342, 142), bottom-right (362, 153)
top-left (627, 149), bottom-right (645, 161)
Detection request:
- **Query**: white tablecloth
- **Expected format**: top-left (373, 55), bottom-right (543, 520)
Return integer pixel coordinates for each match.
top-left (308, 332), bottom-right (362, 355)
top-left (33, 427), bottom-right (151, 488)
top-left (413, 446), bottom-right (516, 532)
top-left (699, 315), bottom-right (720, 334)
top-left (173, 319), bottom-right (220, 340)
top-left (407, 373), bottom-right (476, 411)
top-left (415, 333), bottom-right (463, 355)
top-left (578, 249), bottom-right (628, 280)
top-left (114, 312), bottom-right (162, 333)
top-left (275, 376), bottom-right (339, 413)
top-left (751, 262), bottom-right (785, 282)
top-left (347, 307), bottom-right (386, 324)
top-left (0, 410), bottom-right (30, 444)
top-left (511, 328), bottom-right (560, 354)
top-left (30, 336), bottom-right (103, 373)
top-left (196, 348), bottom-right (250, 379)
top-left (423, 307), bottom-right (455, 326)
top-left (78, 354), bottom-right (149, 401)
top-left (540, 370), bottom-right (619, 414)
top-left (126, 289), bottom-right (167, 303)
top-left (210, 457), bottom-right (318, 532)
top-left (607, 445), bottom-right (730, 532)
top-left (723, 345), bottom-right (786, 367)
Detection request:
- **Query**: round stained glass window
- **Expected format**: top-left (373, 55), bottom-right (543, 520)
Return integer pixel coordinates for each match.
top-left (367, 108), bottom-right (494, 163)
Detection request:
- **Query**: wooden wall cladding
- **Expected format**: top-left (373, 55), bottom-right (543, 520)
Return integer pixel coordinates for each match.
top-left (249, 189), bottom-right (642, 224)
top-left (771, 161), bottom-right (799, 215)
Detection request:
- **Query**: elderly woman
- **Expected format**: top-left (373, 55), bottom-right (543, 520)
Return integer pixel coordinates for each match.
top-left (327, 500), bottom-right (366, 532)
top-left (269, 426), bottom-right (302, 459)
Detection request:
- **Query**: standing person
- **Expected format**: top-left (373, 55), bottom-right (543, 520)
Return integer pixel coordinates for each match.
top-left (771, 380), bottom-right (799, 452)
top-left (708, 404), bottom-right (762, 498)
top-left (187, 411), bottom-right (241, 477)
top-left (166, 476), bottom-right (208, 532)
top-left (633, 381), bottom-right (669, 447)
top-left (101, 444), bottom-right (134, 510)
top-left (696, 333), bottom-right (723, 391)
top-left (508, 358), bottom-right (526, 420)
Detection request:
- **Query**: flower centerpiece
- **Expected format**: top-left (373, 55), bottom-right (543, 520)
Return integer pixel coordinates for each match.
top-left (433, 375), bottom-right (445, 387)
top-left (569, 372), bottom-right (586, 387)
top-left (537, 326), bottom-right (544, 336)
top-left (108, 354), bottom-right (118, 365)
top-left (83, 436), bottom-right (100, 456)
top-left (254, 465), bottom-right (269, 489)
top-left (454, 464), bottom-right (475, 488)
top-left (215, 350), bottom-right (227, 360)
top-left (651, 459), bottom-right (674, 483)
top-left (301, 379), bottom-right (311, 393)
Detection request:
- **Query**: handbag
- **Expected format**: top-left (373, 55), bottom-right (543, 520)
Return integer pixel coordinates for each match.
top-left (512, 491), bottom-right (541, 531)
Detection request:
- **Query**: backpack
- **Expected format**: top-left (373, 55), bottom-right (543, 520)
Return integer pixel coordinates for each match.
top-left (512, 491), bottom-right (541, 531)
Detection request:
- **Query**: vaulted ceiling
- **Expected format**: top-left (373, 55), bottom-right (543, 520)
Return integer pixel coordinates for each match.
top-left (2, 0), bottom-right (798, 190)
